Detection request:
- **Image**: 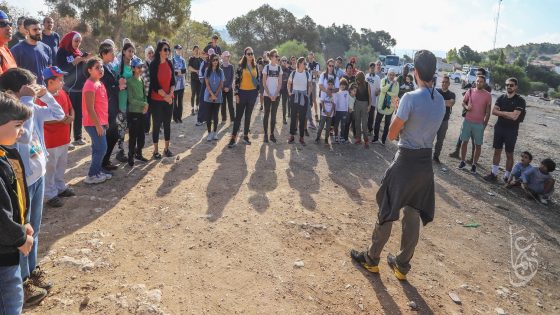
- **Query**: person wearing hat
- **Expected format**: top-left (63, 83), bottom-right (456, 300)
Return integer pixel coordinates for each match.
top-left (220, 50), bottom-right (235, 122)
top-left (37, 66), bottom-right (76, 208)
top-left (203, 34), bottom-right (221, 55)
top-left (172, 44), bottom-right (186, 123)
top-left (126, 57), bottom-right (149, 166)
top-left (0, 11), bottom-right (17, 75)
top-left (11, 18), bottom-right (53, 85)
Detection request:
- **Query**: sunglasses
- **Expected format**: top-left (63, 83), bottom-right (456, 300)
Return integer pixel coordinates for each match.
top-left (163, 48), bottom-right (170, 52)
top-left (246, 52), bottom-right (254, 56)
top-left (506, 83), bottom-right (516, 87)
top-left (281, 60), bottom-right (287, 62)
top-left (0, 21), bottom-right (13, 28)
top-left (328, 64), bottom-right (334, 67)
top-left (270, 55), bottom-right (278, 58)
top-left (212, 59), bottom-right (219, 62)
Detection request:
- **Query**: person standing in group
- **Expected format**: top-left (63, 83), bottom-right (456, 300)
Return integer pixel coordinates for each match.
top-left (334, 57), bottom-right (345, 79)
top-left (398, 74), bottom-right (415, 98)
top-left (458, 75), bottom-right (492, 174)
top-left (196, 49), bottom-right (211, 126)
top-left (7, 16), bottom-right (25, 48)
top-left (220, 51), bottom-right (234, 123)
top-left (287, 57), bottom-right (311, 146)
top-left (375, 60), bottom-right (385, 80)
top-left (315, 78), bottom-right (336, 144)
top-left (57, 31), bottom-right (93, 146)
top-left (98, 43), bottom-right (120, 172)
top-left (353, 72), bottom-right (371, 148)
top-left (113, 42), bottom-right (135, 163)
top-left (10, 18), bottom-right (53, 85)
top-left (204, 54), bottom-right (224, 142)
top-left (262, 49), bottom-right (283, 143)
top-left (142, 45), bottom-right (154, 133)
top-left (307, 52), bottom-right (321, 125)
top-left (319, 59), bottom-right (340, 98)
top-left (0, 68), bottom-right (64, 306)
top-left (126, 58), bottom-right (149, 166)
top-left (40, 16), bottom-right (59, 63)
top-left (228, 47), bottom-right (260, 148)
top-left (432, 74), bottom-right (456, 163)
top-left (203, 34), bottom-right (222, 56)
top-left (373, 68), bottom-right (399, 145)
top-left (0, 11), bottom-right (18, 75)
top-left (366, 62), bottom-right (381, 135)
top-left (187, 45), bottom-right (202, 116)
top-left (257, 52), bottom-right (269, 111)
top-left (351, 50), bottom-right (445, 282)
top-left (37, 66), bottom-right (76, 208)
top-left (172, 44), bottom-right (186, 123)
top-left (343, 63), bottom-right (356, 85)
top-left (280, 56), bottom-right (291, 124)
top-left (149, 40), bottom-right (175, 158)
top-left (333, 78), bottom-right (349, 144)
top-left (483, 77), bottom-right (526, 182)
top-left (289, 56), bottom-right (296, 71)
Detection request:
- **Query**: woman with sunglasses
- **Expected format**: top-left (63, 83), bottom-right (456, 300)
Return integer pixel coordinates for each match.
top-left (280, 56), bottom-right (291, 124)
top-left (204, 55), bottom-right (224, 141)
top-left (228, 47), bottom-right (260, 148)
top-left (57, 31), bottom-right (94, 146)
top-left (319, 58), bottom-right (340, 99)
top-left (0, 12), bottom-right (17, 75)
top-left (149, 40), bottom-right (175, 158)
top-left (262, 49), bottom-right (283, 143)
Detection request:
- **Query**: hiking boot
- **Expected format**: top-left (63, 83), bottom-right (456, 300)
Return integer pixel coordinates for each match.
top-left (483, 173), bottom-right (497, 182)
top-left (228, 137), bottom-right (236, 148)
top-left (115, 150), bottom-right (127, 163)
top-left (299, 137), bottom-right (306, 146)
top-left (387, 254), bottom-right (407, 281)
top-left (46, 196), bottom-right (64, 208)
top-left (471, 164), bottom-right (477, 174)
top-left (242, 136), bottom-right (251, 145)
top-left (458, 161), bottom-right (466, 170)
top-left (350, 250), bottom-right (379, 273)
top-left (263, 134), bottom-right (269, 143)
top-left (270, 134), bottom-right (277, 143)
top-left (30, 267), bottom-right (53, 291)
top-left (57, 187), bottom-right (75, 198)
top-left (288, 136), bottom-right (295, 144)
top-left (448, 149), bottom-right (460, 159)
top-left (23, 279), bottom-right (48, 307)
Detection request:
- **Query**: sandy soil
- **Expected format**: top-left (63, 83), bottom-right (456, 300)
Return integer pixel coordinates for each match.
top-left (26, 80), bottom-right (560, 314)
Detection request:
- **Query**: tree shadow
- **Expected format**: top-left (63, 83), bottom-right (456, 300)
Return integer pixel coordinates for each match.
top-left (247, 144), bottom-right (278, 214)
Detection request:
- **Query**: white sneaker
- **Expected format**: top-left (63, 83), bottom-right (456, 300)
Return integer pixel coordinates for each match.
top-left (212, 132), bottom-right (219, 140)
top-left (538, 195), bottom-right (549, 205)
top-left (100, 172), bottom-right (112, 180)
top-left (84, 174), bottom-right (106, 184)
top-left (207, 132), bottom-right (213, 141)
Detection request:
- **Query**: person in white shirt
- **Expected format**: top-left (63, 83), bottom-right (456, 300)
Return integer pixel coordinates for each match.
top-left (262, 49), bottom-right (283, 143)
top-left (287, 57), bottom-right (311, 146)
top-left (365, 62), bottom-right (381, 134)
top-left (333, 79), bottom-right (350, 143)
top-left (306, 52), bottom-right (320, 128)
top-left (315, 79), bottom-right (336, 144)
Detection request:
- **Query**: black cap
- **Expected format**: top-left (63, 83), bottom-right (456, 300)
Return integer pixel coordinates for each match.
top-left (174, 44), bottom-right (182, 50)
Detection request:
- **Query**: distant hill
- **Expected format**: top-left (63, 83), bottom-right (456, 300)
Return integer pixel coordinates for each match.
top-left (483, 43), bottom-right (560, 70)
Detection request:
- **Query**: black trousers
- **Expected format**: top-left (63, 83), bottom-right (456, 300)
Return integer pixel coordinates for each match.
top-left (197, 81), bottom-right (207, 123)
top-left (69, 91), bottom-right (83, 141)
top-left (232, 89), bottom-right (258, 137)
top-left (290, 97), bottom-right (308, 137)
top-left (280, 87), bottom-right (289, 121)
top-left (128, 112), bottom-right (145, 156)
top-left (151, 100), bottom-right (172, 142)
top-left (144, 96), bottom-right (151, 133)
top-left (221, 90), bottom-right (234, 122)
top-left (103, 118), bottom-right (119, 166)
top-left (373, 112), bottom-right (392, 143)
top-left (190, 78), bottom-right (200, 109)
top-left (263, 96), bottom-right (280, 135)
top-left (173, 89), bottom-right (185, 121)
top-left (206, 102), bottom-right (220, 132)
top-left (343, 112), bottom-right (355, 141)
top-left (367, 107), bottom-right (375, 132)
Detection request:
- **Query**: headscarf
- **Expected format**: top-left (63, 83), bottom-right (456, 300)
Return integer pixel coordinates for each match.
top-left (59, 31), bottom-right (83, 57)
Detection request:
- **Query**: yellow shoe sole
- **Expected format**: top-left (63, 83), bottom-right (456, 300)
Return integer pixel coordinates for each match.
top-left (391, 266), bottom-right (407, 281)
top-left (362, 263), bottom-right (379, 273)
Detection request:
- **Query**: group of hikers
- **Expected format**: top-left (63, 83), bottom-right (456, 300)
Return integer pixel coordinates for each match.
top-left (0, 12), bottom-right (557, 314)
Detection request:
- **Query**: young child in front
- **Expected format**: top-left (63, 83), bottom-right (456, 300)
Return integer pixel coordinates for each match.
top-left (37, 67), bottom-right (76, 208)
top-left (506, 151), bottom-right (533, 187)
top-left (0, 92), bottom-right (34, 315)
top-left (342, 83), bottom-right (357, 143)
top-left (0, 68), bottom-right (64, 306)
top-left (315, 79), bottom-right (336, 144)
top-left (126, 58), bottom-right (149, 167)
top-left (82, 58), bottom-right (111, 184)
top-left (521, 158), bottom-right (556, 205)
top-left (333, 78), bottom-right (349, 144)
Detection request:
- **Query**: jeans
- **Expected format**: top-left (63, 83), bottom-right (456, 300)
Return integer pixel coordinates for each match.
top-left (373, 112), bottom-right (392, 143)
top-left (263, 96), bottom-right (280, 135)
top-left (206, 102), bottom-right (220, 133)
top-left (232, 89), bottom-right (258, 137)
top-left (0, 265), bottom-right (23, 315)
top-left (333, 111), bottom-right (348, 138)
top-left (69, 91), bottom-right (83, 141)
top-left (290, 100), bottom-right (308, 137)
top-left (85, 126), bottom-right (108, 177)
top-left (190, 78), bottom-right (200, 110)
top-left (173, 89), bottom-right (185, 121)
top-left (128, 112), bottom-right (145, 157)
top-left (367, 107), bottom-right (375, 133)
top-left (45, 144), bottom-right (69, 200)
top-left (433, 119), bottom-right (449, 159)
top-left (221, 90), bottom-right (234, 122)
top-left (151, 100), bottom-right (173, 142)
top-left (103, 118), bottom-right (119, 167)
top-left (316, 115), bottom-right (333, 140)
top-left (19, 176), bottom-right (44, 280)
top-left (343, 112), bottom-right (355, 141)
top-left (144, 96), bottom-right (151, 133)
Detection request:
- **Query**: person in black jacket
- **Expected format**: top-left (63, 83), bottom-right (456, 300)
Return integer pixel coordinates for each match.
top-left (98, 43), bottom-right (120, 171)
top-left (149, 40), bottom-right (176, 159)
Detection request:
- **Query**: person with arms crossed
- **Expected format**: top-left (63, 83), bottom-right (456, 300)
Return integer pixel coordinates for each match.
top-left (432, 74), bottom-right (455, 163)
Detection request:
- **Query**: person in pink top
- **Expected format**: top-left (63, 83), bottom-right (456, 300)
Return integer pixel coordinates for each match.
top-left (81, 57), bottom-right (111, 184)
top-left (458, 75), bottom-right (492, 174)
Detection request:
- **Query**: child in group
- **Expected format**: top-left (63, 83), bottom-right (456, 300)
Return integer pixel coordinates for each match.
top-left (506, 151), bottom-right (533, 187)
top-left (333, 78), bottom-right (349, 144)
top-left (521, 158), bottom-right (556, 205)
top-left (126, 58), bottom-right (149, 167)
top-left (0, 92), bottom-right (34, 315)
top-left (315, 79), bottom-right (336, 144)
top-left (37, 67), bottom-right (76, 208)
top-left (82, 58), bottom-right (111, 184)
top-left (346, 83), bottom-right (357, 143)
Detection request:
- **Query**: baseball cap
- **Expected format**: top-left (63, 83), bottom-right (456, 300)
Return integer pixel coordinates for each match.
top-left (0, 10), bottom-right (9, 20)
top-left (42, 66), bottom-right (68, 81)
top-left (131, 57), bottom-right (144, 68)
top-left (174, 44), bottom-right (182, 50)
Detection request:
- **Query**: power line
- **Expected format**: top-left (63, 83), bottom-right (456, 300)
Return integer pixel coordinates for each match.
top-left (493, 0), bottom-right (503, 50)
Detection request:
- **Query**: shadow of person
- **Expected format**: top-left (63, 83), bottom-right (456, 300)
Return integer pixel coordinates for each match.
top-left (248, 144), bottom-right (277, 214)
top-left (205, 144), bottom-right (248, 221)
top-left (398, 281), bottom-right (435, 315)
top-left (286, 144), bottom-right (319, 211)
top-left (351, 260), bottom-right (403, 315)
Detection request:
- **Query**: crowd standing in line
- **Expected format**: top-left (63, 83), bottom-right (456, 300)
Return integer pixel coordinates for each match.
top-left (0, 11), bottom-right (557, 314)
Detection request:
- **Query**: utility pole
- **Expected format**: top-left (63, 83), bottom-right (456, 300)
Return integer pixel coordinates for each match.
top-left (493, 0), bottom-right (503, 50)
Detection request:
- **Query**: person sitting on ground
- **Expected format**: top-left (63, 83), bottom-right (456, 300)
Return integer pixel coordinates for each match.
top-left (521, 158), bottom-right (556, 205)
top-left (506, 151), bottom-right (533, 187)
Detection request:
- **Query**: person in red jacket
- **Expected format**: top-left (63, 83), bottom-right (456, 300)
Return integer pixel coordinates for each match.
top-left (0, 10), bottom-right (17, 75)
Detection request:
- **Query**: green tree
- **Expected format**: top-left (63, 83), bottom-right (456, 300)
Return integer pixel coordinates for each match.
top-left (482, 62), bottom-right (530, 93)
top-left (357, 29), bottom-right (396, 55)
top-left (317, 24), bottom-right (356, 58)
top-left (277, 40), bottom-right (308, 60)
top-left (458, 45), bottom-right (481, 63)
top-left (446, 48), bottom-right (461, 63)
top-left (403, 54), bottom-right (412, 63)
top-left (526, 64), bottom-right (560, 89)
top-left (498, 49), bottom-right (506, 65)
top-left (344, 46), bottom-right (378, 71)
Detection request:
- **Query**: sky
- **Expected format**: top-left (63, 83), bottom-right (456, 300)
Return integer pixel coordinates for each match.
top-left (11, 0), bottom-right (560, 55)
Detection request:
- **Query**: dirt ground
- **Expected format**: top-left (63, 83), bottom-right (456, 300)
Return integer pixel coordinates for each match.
top-left (27, 79), bottom-right (560, 315)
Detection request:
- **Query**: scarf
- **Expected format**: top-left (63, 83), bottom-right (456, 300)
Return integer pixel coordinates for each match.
top-left (59, 31), bottom-right (82, 57)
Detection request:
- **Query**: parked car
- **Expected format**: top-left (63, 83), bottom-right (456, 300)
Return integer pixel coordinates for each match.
top-left (461, 67), bottom-right (491, 88)
top-left (448, 71), bottom-right (462, 83)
